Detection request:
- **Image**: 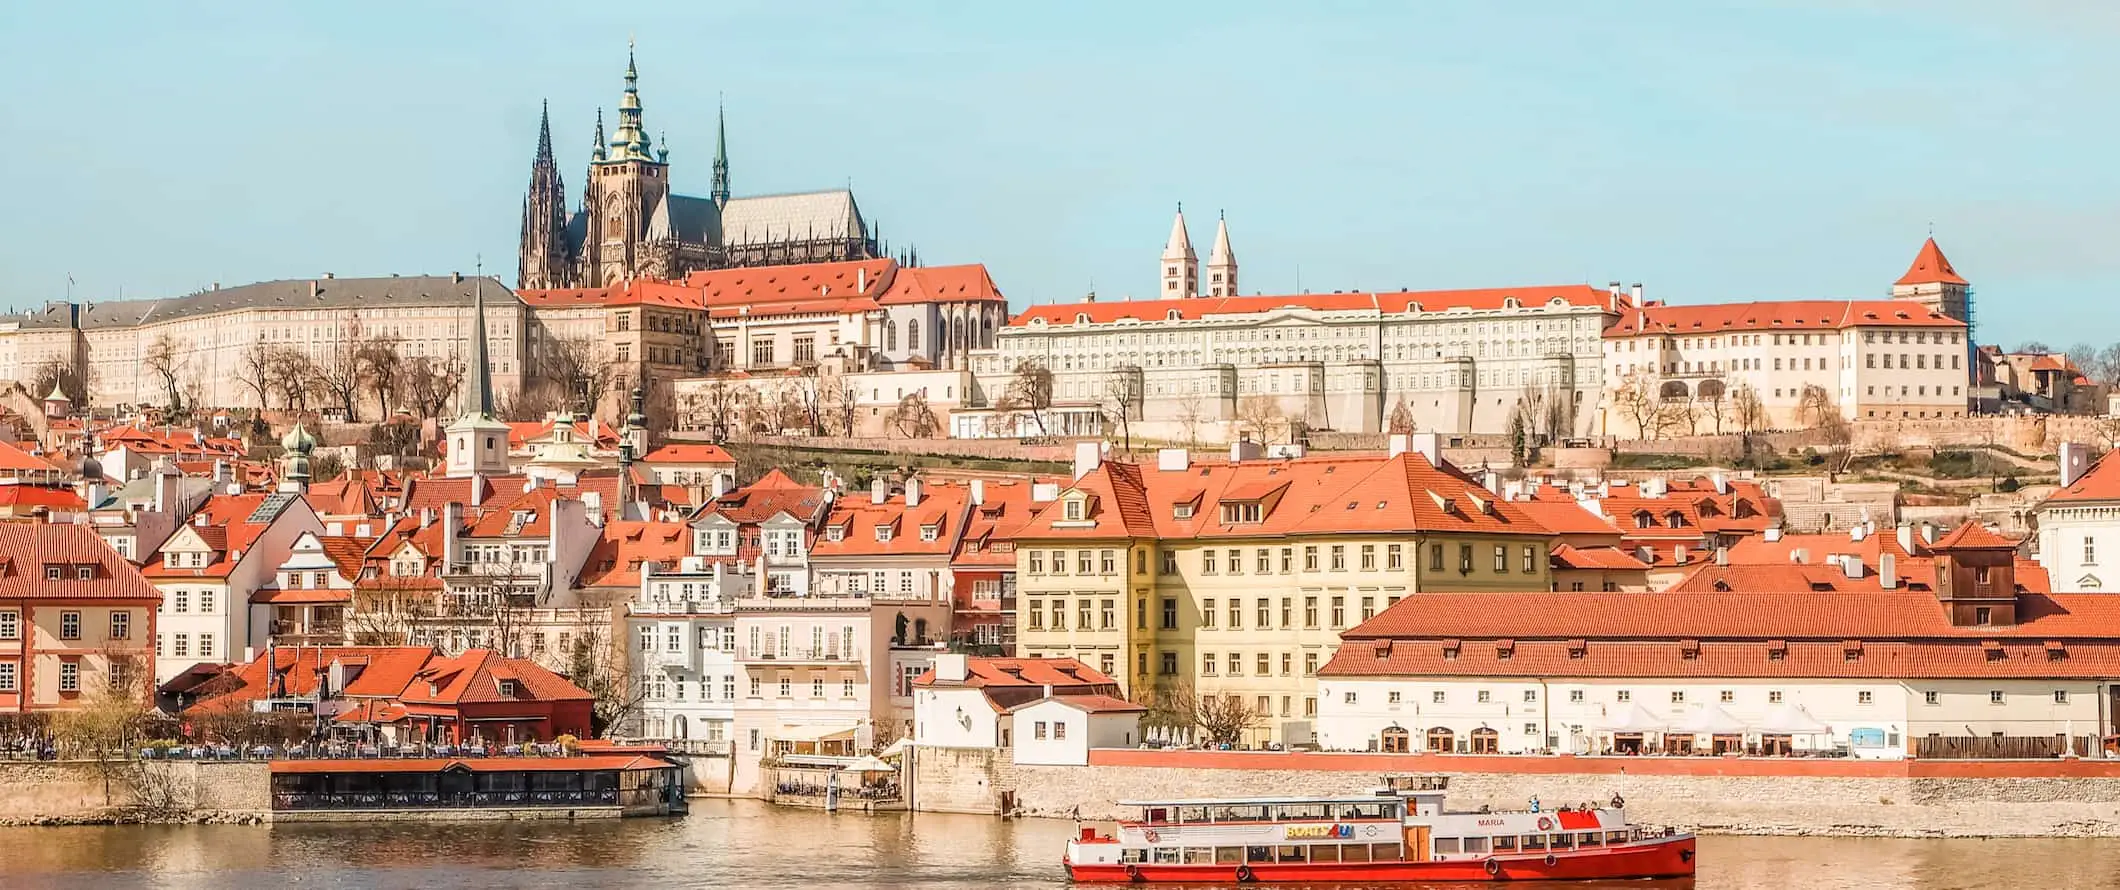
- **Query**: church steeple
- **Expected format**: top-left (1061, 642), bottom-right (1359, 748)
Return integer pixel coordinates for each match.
top-left (1206, 210), bottom-right (1238, 297)
top-left (607, 41), bottom-right (657, 163)
top-left (466, 276), bottom-right (495, 420)
top-left (1160, 204), bottom-right (1199, 298)
top-left (710, 98), bottom-right (731, 208)
top-left (590, 108), bottom-right (606, 162)
top-left (445, 274), bottom-right (511, 479)
top-left (518, 100), bottom-right (572, 290)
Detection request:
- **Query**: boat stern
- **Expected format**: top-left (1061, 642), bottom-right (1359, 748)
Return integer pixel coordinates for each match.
top-left (1064, 826), bottom-right (1125, 880)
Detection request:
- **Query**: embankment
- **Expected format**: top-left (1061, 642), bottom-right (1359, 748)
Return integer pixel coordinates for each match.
top-left (0, 760), bottom-right (270, 826)
top-left (910, 748), bottom-right (2120, 838)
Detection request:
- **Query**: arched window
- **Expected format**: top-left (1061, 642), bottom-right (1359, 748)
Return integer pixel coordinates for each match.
top-left (1469, 727), bottom-right (1500, 754)
top-left (907, 319), bottom-right (922, 352)
top-left (1425, 727), bottom-right (1455, 753)
top-left (886, 321), bottom-right (898, 351)
top-left (1380, 726), bottom-right (1411, 754)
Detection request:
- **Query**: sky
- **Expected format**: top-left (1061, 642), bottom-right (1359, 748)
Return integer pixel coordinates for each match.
top-left (3, 0), bottom-right (2117, 349)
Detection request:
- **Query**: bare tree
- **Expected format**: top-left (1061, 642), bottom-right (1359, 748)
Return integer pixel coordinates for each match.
top-left (356, 335), bottom-right (405, 418)
top-left (1175, 389), bottom-right (1209, 446)
top-left (1698, 375), bottom-right (1731, 435)
top-left (1542, 383), bottom-right (1578, 442)
top-left (1132, 678), bottom-right (1256, 747)
top-left (1668, 392), bottom-right (1702, 436)
top-left (1103, 367), bottom-right (1142, 454)
top-left (50, 650), bottom-right (155, 808)
top-left (887, 390), bottom-right (941, 438)
top-left (1732, 383), bottom-right (1769, 463)
top-left (819, 375), bottom-right (857, 438)
top-left (1386, 396), bottom-right (1416, 436)
top-left (2017, 340), bottom-right (2054, 355)
top-left (995, 361), bottom-right (1054, 436)
top-left (1612, 369), bottom-right (1660, 440)
top-left (348, 576), bottom-right (439, 646)
top-left (142, 334), bottom-right (187, 414)
top-left (681, 378), bottom-right (742, 442)
top-left (563, 625), bottom-right (645, 739)
top-left (236, 340), bottom-right (276, 410)
top-left (545, 334), bottom-right (617, 416)
top-left (1796, 384), bottom-right (1836, 430)
top-left (267, 347), bottom-right (321, 412)
top-left (313, 333), bottom-right (365, 422)
top-left (1235, 395), bottom-right (1287, 445)
top-left (30, 357), bottom-right (89, 408)
top-left (1194, 694), bottom-right (1259, 747)
top-left (496, 384), bottom-right (560, 423)
top-left (400, 355), bottom-right (464, 420)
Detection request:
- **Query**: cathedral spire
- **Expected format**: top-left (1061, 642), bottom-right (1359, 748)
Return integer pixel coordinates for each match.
top-left (445, 269), bottom-right (510, 479)
top-left (609, 42), bottom-right (655, 162)
top-left (535, 99), bottom-right (554, 162)
top-left (591, 108), bottom-right (606, 162)
top-left (711, 97), bottom-right (731, 208)
top-left (520, 99), bottom-right (570, 290)
top-left (466, 274), bottom-right (494, 419)
top-left (1206, 210), bottom-right (1238, 297)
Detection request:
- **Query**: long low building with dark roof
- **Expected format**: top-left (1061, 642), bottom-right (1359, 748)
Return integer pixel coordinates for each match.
top-left (0, 274), bottom-right (525, 412)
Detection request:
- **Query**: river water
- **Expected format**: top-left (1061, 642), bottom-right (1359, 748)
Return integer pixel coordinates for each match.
top-left (0, 800), bottom-right (2107, 889)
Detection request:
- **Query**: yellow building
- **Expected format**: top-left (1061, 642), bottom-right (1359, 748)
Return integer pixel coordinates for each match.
top-left (1010, 440), bottom-right (1557, 745)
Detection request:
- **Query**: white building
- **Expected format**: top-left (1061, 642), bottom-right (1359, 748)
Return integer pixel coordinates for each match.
top-left (909, 653), bottom-right (1131, 753)
top-left (1006, 695), bottom-right (1145, 766)
top-left (1318, 533), bottom-right (2118, 761)
top-left (626, 549), bottom-right (742, 746)
top-left (142, 489), bottom-right (322, 681)
top-left (2035, 444), bottom-right (2120, 594)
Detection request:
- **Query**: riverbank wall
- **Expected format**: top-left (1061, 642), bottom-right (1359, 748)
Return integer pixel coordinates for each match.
top-left (908, 748), bottom-right (2120, 838)
top-left (0, 760), bottom-right (269, 826)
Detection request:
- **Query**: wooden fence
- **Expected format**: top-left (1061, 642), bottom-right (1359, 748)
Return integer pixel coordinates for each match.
top-left (1913, 735), bottom-right (2097, 760)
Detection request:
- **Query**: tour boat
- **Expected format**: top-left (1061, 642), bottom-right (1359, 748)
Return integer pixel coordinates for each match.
top-left (1064, 776), bottom-right (1694, 883)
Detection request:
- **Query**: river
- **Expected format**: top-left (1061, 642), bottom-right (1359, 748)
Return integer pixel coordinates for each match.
top-left (0, 800), bottom-right (2105, 889)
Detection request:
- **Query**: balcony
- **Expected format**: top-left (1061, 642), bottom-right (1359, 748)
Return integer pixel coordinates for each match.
top-left (632, 598), bottom-right (735, 617)
top-left (734, 646), bottom-right (860, 665)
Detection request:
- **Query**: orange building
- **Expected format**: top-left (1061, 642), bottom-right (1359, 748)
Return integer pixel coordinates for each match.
top-left (0, 524), bottom-right (161, 714)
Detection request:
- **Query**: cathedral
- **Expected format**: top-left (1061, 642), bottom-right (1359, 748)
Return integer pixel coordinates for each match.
top-left (518, 50), bottom-right (884, 289)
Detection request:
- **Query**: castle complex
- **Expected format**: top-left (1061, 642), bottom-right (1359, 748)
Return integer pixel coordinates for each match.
top-left (517, 49), bottom-right (884, 290)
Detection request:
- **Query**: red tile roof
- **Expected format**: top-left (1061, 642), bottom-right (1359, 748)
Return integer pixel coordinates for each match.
top-left (271, 755), bottom-right (668, 774)
top-left (0, 441), bottom-right (60, 474)
top-left (877, 264), bottom-right (1005, 306)
top-left (514, 286), bottom-right (612, 308)
top-left (207, 646), bottom-right (437, 703)
top-left (1324, 636), bottom-right (2120, 680)
top-left (913, 657), bottom-right (1119, 689)
top-left (953, 479), bottom-right (1048, 568)
top-left (1550, 544), bottom-right (1649, 571)
top-left (2046, 451), bottom-right (2120, 505)
top-left (813, 482), bottom-right (970, 559)
top-left (687, 258), bottom-right (895, 305)
top-left (1005, 693), bottom-right (1146, 715)
top-left (1896, 237), bottom-right (1969, 287)
top-left (1929, 521), bottom-right (2019, 551)
top-left (0, 485), bottom-right (86, 511)
top-left (640, 443), bottom-right (736, 464)
top-left (1508, 499), bottom-right (1621, 537)
top-left (579, 521), bottom-right (691, 588)
top-left (401, 649), bottom-right (592, 705)
top-left (1014, 284), bottom-right (1613, 326)
top-left (0, 524), bottom-right (162, 601)
top-left (1606, 300), bottom-right (1962, 336)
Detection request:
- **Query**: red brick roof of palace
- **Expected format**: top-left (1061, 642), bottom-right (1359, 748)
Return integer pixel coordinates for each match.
top-left (877, 264), bottom-right (1006, 306)
top-left (0, 441), bottom-right (60, 475)
top-left (1605, 300), bottom-right (1964, 336)
top-left (1013, 284), bottom-right (1616, 326)
top-left (2046, 451), bottom-right (2120, 505)
top-left (953, 479), bottom-right (1047, 568)
top-left (640, 443), bottom-right (736, 465)
top-left (1550, 544), bottom-right (1650, 571)
top-left (579, 520), bottom-right (691, 588)
top-left (687, 258), bottom-right (895, 303)
top-left (1896, 237), bottom-right (1969, 286)
top-left (1018, 452), bottom-right (1553, 542)
top-left (514, 286), bottom-right (610, 307)
top-left (0, 524), bottom-right (160, 601)
top-left (813, 481), bottom-right (970, 559)
top-left (201, 646), bottom-right (438, 705)
top-left (401, 649), bottom-right (593, 706)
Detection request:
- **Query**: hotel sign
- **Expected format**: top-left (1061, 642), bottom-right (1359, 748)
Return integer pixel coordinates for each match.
top-left (1284, 823), bottom-right (1355, 840)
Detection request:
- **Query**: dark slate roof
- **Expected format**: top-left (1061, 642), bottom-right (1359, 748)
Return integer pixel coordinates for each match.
top-left (17, 276), bottom-right (517, 330)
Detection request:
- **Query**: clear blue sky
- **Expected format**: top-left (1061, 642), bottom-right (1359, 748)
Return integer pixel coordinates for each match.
top-left (3, 1), bottom-right (2115, 349)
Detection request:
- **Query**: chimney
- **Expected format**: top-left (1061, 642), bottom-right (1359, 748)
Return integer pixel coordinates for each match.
top-left (1387, 433), bottom-right (1412, 458)
top-left (1074, 441), bottom-right (1103, 480)
top-left (857, 266), bottom-right (868, 292)
top-left (1790, 548), bottom-right (1808, 564)
top-left (712, 473), bottom-right (732, 498)
top-left (1031, 482), bottom-right (1060, 503)
top-left (871, 478), bottom-right (889, 505)
top-left (1851, 523), bottom-right (1867, 542)
top-left (442, 501), bottom-right (463, 567)
top-left (1713, 546), bottom-right (1728, 566)
top-left (1156, 448), bottom-right (1190, 472)
top-left (969, 479), bottom-right (986, 507)
top-left (1879, 553), bottom-right (1898, 589)
top-left (1897, 522), bottom-right (1915, 555)
top-left (1711, 472), bottom-right (1728, 495)
top-left (1631, 283), bottom-right (1644, 304)
top-left (1921, 523), bottom-right (1938, 546)
top-left (1636, 545), bottom-right (1654, 565)
top-left (1674, 544), bottom-right (1688, 564)
top-left (420, 506), bottom-right (436, 528)
top-left (1408, 432), bottom-right (1442, 467)
top-left (1842, 555), bottom-right (1866, 579)
top-left (309, 280), bottom-right (321, 298)
top-left (2060, 442), bottom-right (2093, 488)
top-left (451, 272), bottom-right (462, 284)
top-left (1763, 525), bottom-right (1782, 543)
top-left (935, 653), bottom-right (968, 683)
top-left (326, 521), bottom-right (344, 536)
top-left (904, 477), bottom-right (922, 508)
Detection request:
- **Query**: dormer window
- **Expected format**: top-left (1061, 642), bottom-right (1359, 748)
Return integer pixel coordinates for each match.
top-left (920, 524), bottom-right (940, 542)
top-left (43, 565), bottom-right (61, 581)
top-left (825, 526), bottom-right (845, 543)
top-left (74, 565), bottom-right (93, 581)
top-left (1634, 511), bottom-right (1653, 529)
top-left (1220, 502), bottom-right (1264, 524)
top-left (1063, 500), bottom-right (1085, 522)
top-left (1173, 503), bottom-right (1195, 520)
top-left (497, 680), bottom-right (518, 697)
top-left (875, 524), bottom-right (893, 542)
top-left (1665, 511), bottom-right (1685, 529)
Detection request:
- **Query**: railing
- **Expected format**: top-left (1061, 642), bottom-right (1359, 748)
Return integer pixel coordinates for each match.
top-left (650, 738), bottom-right (734, 756)
top-left (1914, 735), bottom-right (2095, 759)
top-left (631, 599), bottom-right (736, 616)
top-left (273, 788), bottom-right (627, 810)
top-left (734, 646), bottom-right (859, 663)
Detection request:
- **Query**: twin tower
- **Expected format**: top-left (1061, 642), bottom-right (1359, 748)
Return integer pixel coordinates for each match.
top-left (1160, 207), bottom-right (1239, 298)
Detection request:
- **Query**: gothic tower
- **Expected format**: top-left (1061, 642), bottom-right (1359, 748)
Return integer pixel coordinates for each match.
top-left (1206, 211), bottom-right (1238, 297)
top-left (581, 45), bottom-right (673, 286)
top-left (711, 99), bottom-right (731, 209)
top-left (518, 101), bottom-right (574, 290)
top-left (1160, 205), bottom-right (1199, 298)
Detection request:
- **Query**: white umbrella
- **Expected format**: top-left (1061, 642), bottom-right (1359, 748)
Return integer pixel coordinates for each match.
top-left (877, 738), bottom-right (910, 760)
top-left (1756, 703), bottom-right (1829, 735)
top-left (1676, 704), bottom-right (1749, 735)
top-left (1598, 703), bottom-right (1669, 733)
top-left (844, 755), bottom-right (896, 772)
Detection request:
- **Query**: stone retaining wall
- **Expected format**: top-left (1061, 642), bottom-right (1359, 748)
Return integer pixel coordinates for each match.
top-left (0, 760), bottom-right (269, 824)
top-left (913, 749), bottom-right (2120, 838)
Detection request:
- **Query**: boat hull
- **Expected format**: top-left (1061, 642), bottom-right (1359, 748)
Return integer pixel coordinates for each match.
top-left (1068, 834), bottom-right (1695, 883)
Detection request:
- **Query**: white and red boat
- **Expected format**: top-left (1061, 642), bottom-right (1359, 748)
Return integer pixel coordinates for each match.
top-left (1065, 775), bottom-right (1694, 883)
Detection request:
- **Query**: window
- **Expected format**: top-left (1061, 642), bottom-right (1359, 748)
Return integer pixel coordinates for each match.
top-left (1523, 546), bottom-right (1537, 573)
top-left (2055, 690), bottom-right (2071, 705)
top-left (1063, 500), bottom-right (1084, 522)
top-left (1304, 652), bottom-right (1318, 676)
top-left (1569, 690), bottom-right (1584, 703)
top-left (1227, 652), bottom-right (1242, 676)
top-left (1523, 689), bottom-right (1538, 703)
top-left (1161, 598), bottom-right (1177, 630)
top-left (1304, 546), bottom-right (1319, 571)
top-left (1159, 550), bottom-right (1176, 575)
top-left (60, 611), bottom-right (80, 641)
top-left (44, 566), bottom-right (60, 581)
top-left (1478, 690), bottom-right (1492, 703)
top-left (1989, 690), bottom-right (2005, 705)
top-left (1034, 721), bottom-right (1048, 740)
top-left (1493, 546), bottom-right (1506, 572)
top-left (1257, 599), bottom-right (1271, 629)
top-left (1101, 599), bottom-right (1116, 629)
top-left (1459, 545), bottom-right (1473, 573)
top-left (1670, 690), bottom-right (1685, 703)
top-left (76, 565), bottom-right (93, 581)
top-left (1360, 596), bottom-right (1375, 621)
top-left (1202, 598), bottom-right (1217, 629)
top-left (1303, 596), bottom-right (1318, 628)
top-left (1360, 545), bottom-right (1376, 570)
top-left (1100, 550), bottom-right (1117, 574)
top-left (1428, 543), bottom-right (1444, 571)
top-left (1330, 545), bottom-right (1346, 571)
top-left (1256, 653), bottom-right (1271, 676)
top-left (1279, 548), bottom-right (1293, 573)
top-left (1027, 600), bottom-right (1044, 630)
top-left (1160, 651), bottom-right (1177, 675)
top-left (0, 611), bottom-right (15, 640)
top-left (1719, 689), bottom-right (1734, 703)
top-left (1616, 690), bottom-right (1631, 702)
top-left (1226, 600), bottom-right (1240, 629)
top-left (1202, 653), bottom-right (1217, 675)
top-left (58, 661), bottom-right (78, 693)
top-left (1226, 548), bottom-right (1242, 575)
top-left (174, 590), bottom-right (189, 613)
top-left (1387, 544), bottom-right (1403, 570)
top-left (812, 677), bottom-right (826, 698)
top-left (109, 612), bottom-right (129, 640)
top-left (1053, 721), bottom-right (1067, 740)
top-left (1029, 552), bottom-right (1045, 574)
top-left (1256, 549), bottom-right (1271, 574)
top-left (200, 590), bottom-right (215, 613)
top-left (1857, 691), bottom-right (1873, 705)
top-left (1202, 550), bottom-right (1218, 574)
top-left (779, 676), bottom-right (792, 697)
top-left (1330, 596), bottom-right (1345, 628)
top-left (1344, 691), bottom-right (1357, 704)
top-left (1076, 551), bottom-right (1092, 574)
top-left (0, 662), bottom-right (12, 691)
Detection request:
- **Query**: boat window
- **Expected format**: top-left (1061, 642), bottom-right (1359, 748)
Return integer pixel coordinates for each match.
top-left (1211, 804), bottom-right (1267, 822)
top-left (1606, 831), bottom-right (1629, 845)
top-left (1276, 845), bottom-right (1309, 863)
top-left (1312, 844), bottom-right (1342, 863)
top-left (1215, 848), bottom-right (1243, 865)
top-left (1493, 836), bottom-right (1518, 852)
top-left (1464, 837), bottom-right (1491, 854)
top-left (1552, 833), bottom-right (1575, 850)
top-left (1578, 832), bottom-right (1602, 848)
top-left (1522, 835), bottom-right (1547, 851)
top-left (1342, 844), bottom-right (1372, 863)
top-left (1336, 801), bottom-right (1390, 820)
top-left (1434, 838), bottom-right (1462, 855)
top-left (1275, 803), bottom-right (1329, 821)
top-left (1176, 805), bottom-right (1210, 823)
top-left (1245, 846), bottom-right (1274, 863)
top-left (1144, 807), bottom-right (1170, 824)
top-left (1121, 849), bottom-right (1149, 864)
top-left (1151, 848), bottom-right (1182, 864)
top-left (1370, 843), bottom-right (1404, 862)
top-left (1183, 848), bottom-right (1215, 864)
